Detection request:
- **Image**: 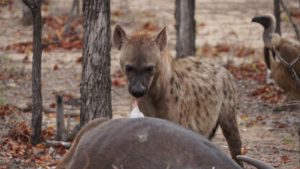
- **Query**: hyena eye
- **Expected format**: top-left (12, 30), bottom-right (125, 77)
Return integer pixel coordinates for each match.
top-left (145, 66), bottom-right (154, 74)
top-left (125, 65), bottom-right (134, 73)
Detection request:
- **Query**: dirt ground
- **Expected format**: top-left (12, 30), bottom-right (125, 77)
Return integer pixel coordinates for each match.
top-left (0, 0), bottom-right (299, 168)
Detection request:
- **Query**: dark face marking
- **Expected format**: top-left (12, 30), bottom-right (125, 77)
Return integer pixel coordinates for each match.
top-left (125, 64), bottom-right (155, 98)
top-left (175, 96), bottom-right (179, 102)
top-left (187, 67), bottom-right (192, 71)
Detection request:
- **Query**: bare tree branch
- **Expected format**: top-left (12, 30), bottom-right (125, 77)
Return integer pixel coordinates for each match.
top-left (274, 0), bottom-right (281, 34)
top-left (280, 0), bottom-right (300, 41)
top-left (42, 41), bottom-right (60, 48)
top-left (63, 0), bottom-right (80, 34)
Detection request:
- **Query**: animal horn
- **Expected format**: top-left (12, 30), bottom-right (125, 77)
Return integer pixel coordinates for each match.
top-left (236, 155), bottom-right (275, 169)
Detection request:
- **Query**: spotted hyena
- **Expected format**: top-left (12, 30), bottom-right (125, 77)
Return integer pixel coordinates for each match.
top-left (113, 25), bottom-right (243, 166)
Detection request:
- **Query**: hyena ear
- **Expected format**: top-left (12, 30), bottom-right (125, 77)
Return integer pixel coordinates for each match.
top-left (113, 24), bottom-right (128, 50)
top-left (153, 26), bottom-right (167, 51)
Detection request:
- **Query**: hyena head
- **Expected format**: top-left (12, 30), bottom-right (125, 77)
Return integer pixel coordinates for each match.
top-left (113, 25), bottom-right (167, 98)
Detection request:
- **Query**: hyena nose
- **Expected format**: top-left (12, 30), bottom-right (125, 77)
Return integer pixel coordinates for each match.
top-left (131, 86), bottom-right (146, 98)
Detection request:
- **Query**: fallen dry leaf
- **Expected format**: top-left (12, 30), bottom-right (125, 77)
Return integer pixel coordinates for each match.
top-left (75, 56), bottom-right (82, 63)
top-left (240, 115), bottom-right (247, 120)
top-left (241, 147), bottom-right (247, 155)
top-left (280, 155), bottom-right (289, 164)
top-left (49, 103), bottom-right (56, 108)
top-left (53, 64), bottom-right (59, 70)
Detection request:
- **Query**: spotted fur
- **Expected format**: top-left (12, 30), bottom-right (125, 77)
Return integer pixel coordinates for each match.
top-left (113, 25), bottom-right (243, 166)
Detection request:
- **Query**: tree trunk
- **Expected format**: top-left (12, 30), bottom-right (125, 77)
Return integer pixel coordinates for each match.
top-left (175, 0), bottom-right (195, 58)
top-left (22, 2), bottom-right (32, 25)
top-left (80, 0), bottom-right (112, 127)
top-left (274, 0), bottom-right (281, 35)
top-left (23, 0), bottom-right (43, 145)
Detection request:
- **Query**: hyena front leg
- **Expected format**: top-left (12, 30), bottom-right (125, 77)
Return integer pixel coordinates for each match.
top-left (219, 105), bottom-right (243, 167)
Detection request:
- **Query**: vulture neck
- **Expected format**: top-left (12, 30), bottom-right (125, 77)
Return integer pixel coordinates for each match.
top-left (263, 20), bottom-right (276, 48)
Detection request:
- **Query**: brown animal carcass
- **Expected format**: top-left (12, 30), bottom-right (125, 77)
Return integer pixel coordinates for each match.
top-left (56, 117), bottom-right (274, 169)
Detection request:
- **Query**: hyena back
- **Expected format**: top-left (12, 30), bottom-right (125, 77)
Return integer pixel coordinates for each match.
top-left (113, 25), bottom-right (242, 166)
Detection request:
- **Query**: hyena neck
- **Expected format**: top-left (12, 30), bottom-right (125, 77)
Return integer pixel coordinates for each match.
top-left (148, 50), bottom-right (174, 101)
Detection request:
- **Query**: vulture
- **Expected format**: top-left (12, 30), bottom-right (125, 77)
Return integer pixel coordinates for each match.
top-left (252, 14), bottom-right (300, 101)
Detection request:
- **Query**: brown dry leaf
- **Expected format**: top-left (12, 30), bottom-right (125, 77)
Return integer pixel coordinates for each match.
top-left (0, 0), bottom-right (13, 6)
top-left (64, 93), bottom-right (73, 99)
top-left (18, 121), bottom-right (26, 128)
top-left (15, 30), bottom-right (20, 35)
top-left (8, 140), bottom-right (19, 151)
top-left (240, 115), bottom-right (246, 120)
top-left (49, 103), bottom-right (56, 108)
top-left (280, 155), bottom-right (289, 164)
top-left (35, 159), bottom-right (47, 167)
top-left (277, 123), bottom-right (286, 129)
top-left (26, 148), bottom-right (33, 155)
top-left (40, 154), bottom-right (51, 161)
top-left (236, 46), bottom-right (245, 57)
top-left (53, 64), bottom-right (59, 70)
top-left (241, 147), bottom-right (247, 155)
top-left (75, 56), bottom-right (82, 63)
top-left (111, 11), bottom-right (123, 17)
top-left (199, 22), bottom-right (205, 27)
top-left (112, 79), bottom-right (126, 86)
top-left (142, 22), bottom-right (157, 31)
top-left (216, 43), bottom-right (230, 53)
top-left (256, 115), bottom-right (263, 121)
top-left (47, 127), bottom-right (55, 137)
top-left (201, 43), bottom-right (213, 57)
top-left (18, 148), bottom-right (25, 155)
top-left (35, 144), bottom-right (44, 151)
top-left (5, 15), bottom-right (83, 53)
top-left (55, 146), bottom-right (67, 154)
